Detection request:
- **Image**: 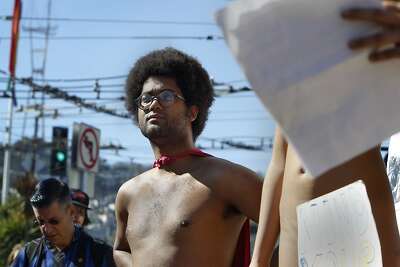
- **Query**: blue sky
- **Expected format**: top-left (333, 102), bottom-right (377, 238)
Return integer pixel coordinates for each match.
top-left (1, 0), bottom-right (275, 174)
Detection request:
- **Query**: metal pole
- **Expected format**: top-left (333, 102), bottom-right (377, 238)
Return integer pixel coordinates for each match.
top-left (30, 115), bottom-right (40, 175)
top-left (79, 170), bottom-right (85, 190)
top-left (2, 89), bottom-right (14, 204)
top-left (2, 0), bottom-right (21, 204)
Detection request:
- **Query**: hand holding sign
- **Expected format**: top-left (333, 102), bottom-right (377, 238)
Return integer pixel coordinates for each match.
top-left (216, 0), bottom-right (400, 176)
top-left (342, 2), bottom-right (400, 61)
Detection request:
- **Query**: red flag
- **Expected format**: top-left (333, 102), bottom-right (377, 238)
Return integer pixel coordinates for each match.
top-left (9, 0), bottom-right (22, 77)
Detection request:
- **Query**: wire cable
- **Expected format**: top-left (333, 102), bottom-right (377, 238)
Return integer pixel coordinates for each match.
top-left (1, 16), bottom-right (217, 26)
top-left (0, 35), bottom-right (224, 41)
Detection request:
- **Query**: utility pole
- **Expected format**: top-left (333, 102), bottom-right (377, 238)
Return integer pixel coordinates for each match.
top-left (2, 81), bottom-right (15, 205)
top-left (30, 114), bottom-right (41, 175)
top-left (2, 0), bottom-right (21, 205)
top-left (22, 0), bottom-right (55, 139)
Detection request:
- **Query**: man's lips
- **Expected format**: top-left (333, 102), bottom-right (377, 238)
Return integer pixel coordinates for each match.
top-left (146, 114), bottom-right (164, 121)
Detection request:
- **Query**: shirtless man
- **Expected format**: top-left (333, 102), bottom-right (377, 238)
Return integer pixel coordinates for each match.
top-left (250, 3), bottom-right (400, 267)
top-left (113, 48), bottom-right (263, 267)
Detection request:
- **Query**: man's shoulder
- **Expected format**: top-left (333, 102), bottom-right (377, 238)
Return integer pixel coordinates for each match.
top-left (25, 237), bottom-right (43, 247)
top-left (79, 229), bottom-right (112, 255)
top-left (86, 233), bottom-right (112, 251)
top-left (200, 156), bottom-right (258, 178)
top-left (24, 237), bottom-right (44, 253)
top-left (123, 169), bottom-right (155, 186)
top-left (118, 169), bottom-right (154, 195)
top-left (82, 230), bottom-right (109, 245)
top-left (79, 231), bottom-right (115, 266)
top-left (193, 156), bottom-right (261, 192)
top-left (18, 237), bottom-right (44, 265)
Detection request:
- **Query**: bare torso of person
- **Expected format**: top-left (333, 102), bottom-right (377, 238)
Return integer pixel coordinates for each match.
top-left (123, 158), bottom-right (247, 267)
top-left (278, 144), bottom-right (400, 267)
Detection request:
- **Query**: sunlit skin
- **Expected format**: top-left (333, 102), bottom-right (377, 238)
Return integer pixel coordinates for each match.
top-left (251, 128), bottom-right (400, 267)
top-left (113, 76), bottom-right (263, 267)
top-left (250, 3), bottom-right (400, 266)
top-left (33, 201), bottom-right (75, 250)
top-left (70, 204), bottom-right (86, 226)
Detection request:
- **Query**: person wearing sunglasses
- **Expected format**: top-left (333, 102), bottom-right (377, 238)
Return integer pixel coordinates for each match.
top-left (12, 178), bottom-right (115, 267)
top-left (114, 48), bottom-right (263, 267)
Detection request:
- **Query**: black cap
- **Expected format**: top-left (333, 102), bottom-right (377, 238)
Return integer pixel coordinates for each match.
top-left (70, 189), bottom-right (91, 210)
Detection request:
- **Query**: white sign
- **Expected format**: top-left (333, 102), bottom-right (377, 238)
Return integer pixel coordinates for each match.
top-left (396, 203), bottom-right (400, 233)
top-left (387, 133), bottom-right (400, 204)
top-left (75, 123), bottom-right (101, 173)
top-left (297, 181), bottom-right (382, 267)
top-left (387, 134), bottom-right (400, 234)
top-left (216, 0), bottom-right (400, 176)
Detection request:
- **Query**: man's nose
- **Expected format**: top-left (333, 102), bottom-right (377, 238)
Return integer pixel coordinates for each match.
top-left (148, 97), bottom-right (162, 111)
top-left (42, 223), bottom-right (55, 234)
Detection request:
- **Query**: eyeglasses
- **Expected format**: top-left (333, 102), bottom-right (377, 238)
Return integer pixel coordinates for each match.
top-left (136, 89), bottom-right (185, 110)
top-left (35, 218), bottom-right (60, 226)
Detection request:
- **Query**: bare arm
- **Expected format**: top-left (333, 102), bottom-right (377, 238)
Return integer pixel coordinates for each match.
top-left (213, 159), bottom-right (263, 223)
top-left (363, 147), bottom-right (400, 266)
top-left (342, 1), bottom-right (400, 62)
top-left (113, 184), bottom-right (133, 267)
top-left (250, 127), bottom-right (287, 267)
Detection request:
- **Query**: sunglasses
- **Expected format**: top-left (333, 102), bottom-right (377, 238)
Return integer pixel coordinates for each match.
top-left (35, 218), bottom-right (60, 226)
top-left (136, 89), bottom-right (185, 110)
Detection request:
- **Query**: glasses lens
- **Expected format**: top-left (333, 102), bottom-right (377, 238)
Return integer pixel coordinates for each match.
top-left (159, 90), bottom-right (175, 106)
top-left (140, 94), bottom-right (153, 107)
top-left (35, 218), bottom-right (59, 226)
top-left (48, 219), bottom-right (60, 225)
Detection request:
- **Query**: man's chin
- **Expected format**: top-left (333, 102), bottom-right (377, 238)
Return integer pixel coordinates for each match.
top-left (141, 126), bottom-right (166, 140)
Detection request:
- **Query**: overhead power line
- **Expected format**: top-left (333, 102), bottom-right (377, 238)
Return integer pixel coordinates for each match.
top-left (0, 35), bottom-right (224, 41)
top-left (1, 89), bottom-right (122, 93)
top-left (0, 74), bottom-right (127, 83)
top-left (1, 16), bottom-right (217, 26)
top-left (0, 72), bottom-right (245, 87)
top-left (58, 83), bottom-right (124, 89)
top-left (197, 136), bottom-right (273, 151)
top-left (16, 78), bottom-right (131, 119)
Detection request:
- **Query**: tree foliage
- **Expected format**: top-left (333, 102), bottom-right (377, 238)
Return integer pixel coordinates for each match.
top-left (0, 173), bottom-right (40, 266)
top-left (0, 195), bottom-right (40, 266)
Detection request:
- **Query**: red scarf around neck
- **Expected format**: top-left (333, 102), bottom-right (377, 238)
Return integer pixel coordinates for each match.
top-left (152, 148), bottom-right (251, 267)
top-left (153, 148), bottom-right (210, 168)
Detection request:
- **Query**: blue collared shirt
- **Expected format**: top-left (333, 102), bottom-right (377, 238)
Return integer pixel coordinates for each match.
top-left (12, 226), bottom-right (112, 267)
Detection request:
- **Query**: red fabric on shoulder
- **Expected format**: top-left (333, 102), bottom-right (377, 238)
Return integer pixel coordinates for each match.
top-left (232, 219), bottom-right (251, 267)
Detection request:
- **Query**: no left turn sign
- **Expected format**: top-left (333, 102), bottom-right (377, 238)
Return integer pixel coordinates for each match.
top-left (74, 123), bottom-right (101, 173)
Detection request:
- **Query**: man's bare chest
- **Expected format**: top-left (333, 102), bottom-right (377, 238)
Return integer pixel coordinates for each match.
top-left (126, 175), bottom-right (228, 243)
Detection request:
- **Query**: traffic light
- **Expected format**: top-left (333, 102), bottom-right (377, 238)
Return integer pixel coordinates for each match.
top-left (50, 127), bottom-right (68, 177)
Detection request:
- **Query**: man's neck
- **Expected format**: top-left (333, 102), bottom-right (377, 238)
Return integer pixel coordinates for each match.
top-left (151, 141), bottom-right (195, 159)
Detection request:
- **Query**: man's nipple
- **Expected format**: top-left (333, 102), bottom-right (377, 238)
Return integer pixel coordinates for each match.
top-left (180, 220), bottom-right (192, 228)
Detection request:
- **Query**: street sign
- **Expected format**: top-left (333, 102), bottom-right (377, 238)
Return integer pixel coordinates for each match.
top-left (72, 123), bottom-right (101, 173)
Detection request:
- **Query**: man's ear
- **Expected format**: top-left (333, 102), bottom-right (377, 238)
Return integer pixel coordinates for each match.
top-left (188, 105), bottom-right (199, 122)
